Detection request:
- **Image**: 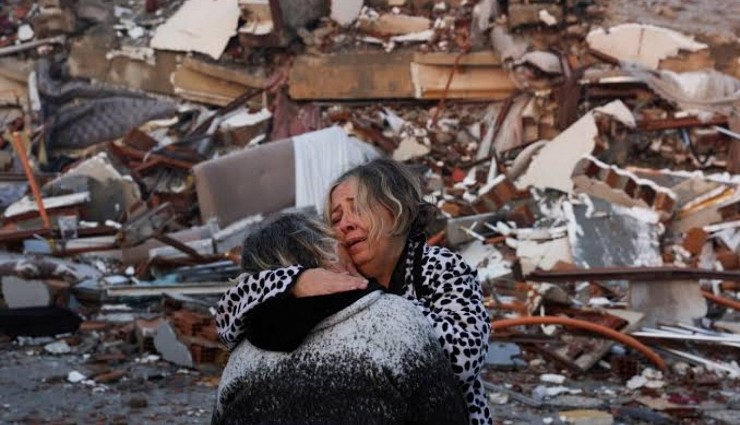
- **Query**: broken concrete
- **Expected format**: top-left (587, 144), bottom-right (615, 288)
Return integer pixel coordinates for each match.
top-left (587, 24), bottom-right (708, 70)
top-left (1, 277), bottom-right (51, 308)
top-left (153, 321), bottom-right (194, 368)
top-left (150, 0), bottom-right (240, 60)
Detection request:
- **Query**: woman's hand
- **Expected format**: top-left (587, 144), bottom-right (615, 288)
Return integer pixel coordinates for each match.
top-left (291, 268), bottom-right (368, 298)
top-left (327, 243), bottom-right (361, 277)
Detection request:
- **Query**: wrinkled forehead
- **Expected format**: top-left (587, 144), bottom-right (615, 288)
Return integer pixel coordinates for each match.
top-left (330, 177), bottom-right (360, 208)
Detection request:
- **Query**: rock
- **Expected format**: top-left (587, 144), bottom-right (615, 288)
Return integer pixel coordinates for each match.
top-left (540, 373), bottom-right (566, 385)
top-left (67, 371), bottom-right (87, 383)
top-left (44, 340), bottom-right (71, 355)
top-left (94, 370), bottom-right (126, 384)
top-left (128, 396), bottom-right (148, 409)
top-left (153, 321), bottom-right (193, 368)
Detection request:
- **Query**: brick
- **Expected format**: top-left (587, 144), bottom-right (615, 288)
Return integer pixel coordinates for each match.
top-left (682, 228), bottom-right (708, 255)
top-left (572, 155), bottom-right (676, 220)
top-left (716, 248), bottom-right (739, 270)
top-left (472, 175), bottom-right (518, 213)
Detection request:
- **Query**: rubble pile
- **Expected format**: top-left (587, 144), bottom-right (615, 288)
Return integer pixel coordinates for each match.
top-left (0, 0), bottom-right (738, 423)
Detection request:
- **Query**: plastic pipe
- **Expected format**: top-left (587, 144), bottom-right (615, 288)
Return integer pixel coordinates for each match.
top-left (492, 316), bottom-right (666, 370)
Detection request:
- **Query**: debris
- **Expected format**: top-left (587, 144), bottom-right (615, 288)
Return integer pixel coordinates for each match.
top-left (1, 277), bottom-right (51, 308)
top-left (43, 340), bottom-right (71, 354)
top-left (330, 0), bottom-right (363, 27)
top-left (486, 342), bottom-right (526, 369)
top-left (508, 2), bottom-right (562, 29)
top-left (559, 410), bottom-right (614, 425)
top-left (587, 24), bottom-right (708, 70)
top-left (540, 374), bottom-right (566, 385)
top-left (150, 0), bottom-right (240, 60)
top-left (0, 306), bottom-right (82, 337)
top-left (67, 371), bottom-right (87, 384)
top-left (629, 280), bottom-right (708, 328)
top-left (358, 14), bottom-right (431, 35)
top-left (289, 52), bottom-right (415, 100)
top-left (410, 58), bottom-right (516, 100)
top-left (153, 321), bottom-right (194, 368)
top-left (516, 107), bottom-right (599, 194)
top-left (0, 0), bottom-right (737, 421)
top-left (704, 410), bottom-right (740, 424)
top-left (547, 396), bottom-right (605, 410)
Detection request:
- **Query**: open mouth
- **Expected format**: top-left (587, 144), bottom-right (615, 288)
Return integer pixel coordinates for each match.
top-left (345, 237), bottom-right (366, 251)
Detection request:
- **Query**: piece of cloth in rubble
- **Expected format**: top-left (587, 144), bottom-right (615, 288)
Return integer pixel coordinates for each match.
top-left (242, 279), bottom-right (385, 352)
top-left (35, 59), bottom-right (178, 151)
top-left (216, 234), bottom-right (493, 425)
top-left (0, 306), bottom-right (81, 337)
top-left (212, 290), bottom-right (468, 425)
top-left (292, 126), bottom-right (380, 214)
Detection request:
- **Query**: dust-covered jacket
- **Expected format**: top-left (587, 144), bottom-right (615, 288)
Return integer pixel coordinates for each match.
top-left (212, 290), bottom-right (468, 425)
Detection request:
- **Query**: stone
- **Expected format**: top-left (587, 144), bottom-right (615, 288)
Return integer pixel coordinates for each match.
top-left (153, 321), bottom-right (193, 368)
top-left (44, 340), bottom-right (71, 355)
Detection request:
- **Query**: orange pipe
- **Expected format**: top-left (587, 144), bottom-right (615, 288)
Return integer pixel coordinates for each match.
top-left (702, 291), bottom-right (740, 311)
top-left (492, 316), bottom-right (666, 370)
top-left (427, 230), bottom-right (446, 246)
top-left (10, 132), bottom-right (50, 229)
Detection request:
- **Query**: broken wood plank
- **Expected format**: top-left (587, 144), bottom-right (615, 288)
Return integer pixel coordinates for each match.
top-left (410, 62), bottom-right (516, 100)
top-left (289, 52), bottom-right (415, 100)
top-left (181, 56), bottom-right (266, 88)
top-left (413, 51), bottom-right (503, 66)
top-left (358, 14), bottom-right (431, 36)
top-left (171, 67), bottom-right (252, 106)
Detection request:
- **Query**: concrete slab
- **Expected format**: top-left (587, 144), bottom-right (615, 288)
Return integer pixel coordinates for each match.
top-left (1, 277), bottom-right (51, 308)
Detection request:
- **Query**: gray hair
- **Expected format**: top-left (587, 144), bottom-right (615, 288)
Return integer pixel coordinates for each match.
top-left (324, 158), bottom-right (433, 242)
top-left (241, 213), bottom-right (338, 273)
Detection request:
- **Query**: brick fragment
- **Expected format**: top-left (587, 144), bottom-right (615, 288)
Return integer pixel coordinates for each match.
top-left (682, 228), bottom-right (708, 255)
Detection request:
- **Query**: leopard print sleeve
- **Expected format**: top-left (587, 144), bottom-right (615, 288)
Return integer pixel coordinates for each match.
top-left (409, 245), bottom-right (492, 425)
top-left (216, 266), bottom-right (304, 350)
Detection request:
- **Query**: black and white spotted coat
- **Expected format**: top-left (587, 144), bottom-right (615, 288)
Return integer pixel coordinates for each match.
top-left (216, 235), bottom-right (492, 425)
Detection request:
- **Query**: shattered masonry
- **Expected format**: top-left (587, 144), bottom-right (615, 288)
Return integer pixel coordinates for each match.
top-left (0, 0), bottom-right (739, 423)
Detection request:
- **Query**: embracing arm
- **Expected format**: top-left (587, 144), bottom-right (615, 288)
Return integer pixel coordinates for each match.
top-left (216, 267), bottom-right (368, 350)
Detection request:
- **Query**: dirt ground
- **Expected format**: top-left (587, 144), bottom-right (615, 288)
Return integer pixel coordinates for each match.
top-left (0, 340), bottom-right (218, 424)
top-left (0, 0), bottom-right (738, 424)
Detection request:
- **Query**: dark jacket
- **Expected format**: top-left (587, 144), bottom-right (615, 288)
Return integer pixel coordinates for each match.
top-left (212, 290), bottom-right (468, 425)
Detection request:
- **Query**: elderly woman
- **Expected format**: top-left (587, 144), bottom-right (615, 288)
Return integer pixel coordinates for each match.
top-left (213, 213), bottom-right (467, 425)
top-left (217, 159), bottom-right (492, 425)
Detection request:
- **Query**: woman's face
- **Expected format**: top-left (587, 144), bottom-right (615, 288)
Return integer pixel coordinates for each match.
top-left (329, 179), bottom-right (403, 281)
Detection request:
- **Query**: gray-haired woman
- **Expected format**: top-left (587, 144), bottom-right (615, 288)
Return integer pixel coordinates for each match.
top-left (217, 158), bottom-right (492, 425)
top-left (213, 213), bottom-right (467, 425)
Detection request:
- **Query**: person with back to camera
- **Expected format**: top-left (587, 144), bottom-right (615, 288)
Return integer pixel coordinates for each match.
top-left (212, 213), bottom-right (468, 425)
top-left (217, 158), bottom-right (492, 425)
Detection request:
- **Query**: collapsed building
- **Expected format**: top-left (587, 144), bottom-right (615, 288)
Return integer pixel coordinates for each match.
top-left (0, 0), bottom-right (738, 423)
